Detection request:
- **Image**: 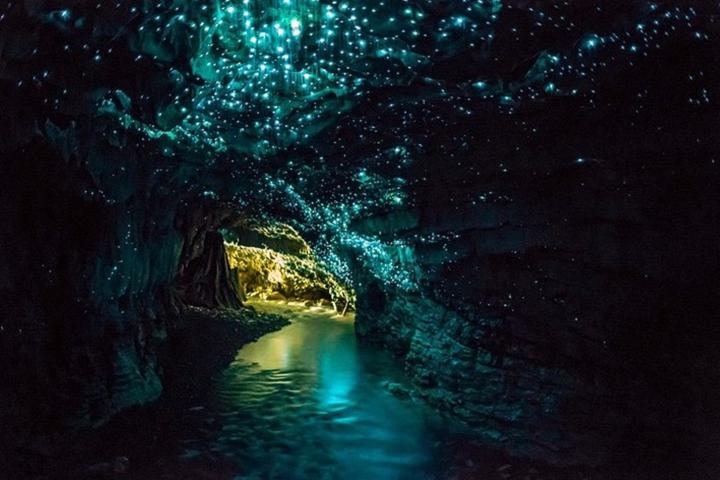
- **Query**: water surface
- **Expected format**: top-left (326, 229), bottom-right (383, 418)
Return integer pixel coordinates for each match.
top-left (177, 300), bottom-right (456, 480)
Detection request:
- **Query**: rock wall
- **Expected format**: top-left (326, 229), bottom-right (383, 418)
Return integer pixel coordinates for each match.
top-left (0, 3), bottom-right (251, 427)
top-left (0, 140), bottom-right (174, 426)
top-left (0, 137), bottom-right (243, 427)
top-left (348, 56), bottom-right (720, 469)
top-left (352, 157), bottom-right (720, 471)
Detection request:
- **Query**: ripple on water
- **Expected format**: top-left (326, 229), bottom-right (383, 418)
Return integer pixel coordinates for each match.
top-left (178, 301), bottom-right (448, 480)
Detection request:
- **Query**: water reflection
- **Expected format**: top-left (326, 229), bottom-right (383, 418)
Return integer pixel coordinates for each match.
top-left (179, 301), bottom-right (449, 480)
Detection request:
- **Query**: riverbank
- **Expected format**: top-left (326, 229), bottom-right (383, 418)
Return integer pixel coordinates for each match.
top-left (1, 306), bottom-right (288, 479)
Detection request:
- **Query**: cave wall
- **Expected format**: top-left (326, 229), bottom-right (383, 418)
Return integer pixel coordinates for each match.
top-left (0, 139), bottom-right (177, 426)
top-left (0, 2), bottom-right (254, 427)
top-left (348, 74), bottom-right (720, 469)
top-left (353, 171), bottom-right (720, 468)
top-left (0, 137), bottom-right (242, 427)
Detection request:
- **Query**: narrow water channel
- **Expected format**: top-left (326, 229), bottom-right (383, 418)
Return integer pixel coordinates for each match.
top-left (176, 300), bottom-right (457, 480)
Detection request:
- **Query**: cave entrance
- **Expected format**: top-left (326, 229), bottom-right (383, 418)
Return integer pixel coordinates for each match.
top-left (221, 222), bottom-right (354, 315)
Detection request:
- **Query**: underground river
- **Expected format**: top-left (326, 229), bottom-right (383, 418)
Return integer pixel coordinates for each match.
top-left (19, 301), bottom-right (601, 479)
top-left (176, 300), bottom-right (458, 479)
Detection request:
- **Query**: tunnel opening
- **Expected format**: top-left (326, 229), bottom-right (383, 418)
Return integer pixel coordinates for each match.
top-left (221, 221), bottom-right (355, 315)
top-left (171, 201), bottom-right (354, 316)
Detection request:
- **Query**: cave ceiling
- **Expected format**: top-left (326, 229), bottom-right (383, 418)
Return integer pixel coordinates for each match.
top-left (0, 0), bottom-right (713, 289)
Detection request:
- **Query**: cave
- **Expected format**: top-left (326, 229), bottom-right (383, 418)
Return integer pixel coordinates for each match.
top-left (1, 1), bottom-right (719, 479)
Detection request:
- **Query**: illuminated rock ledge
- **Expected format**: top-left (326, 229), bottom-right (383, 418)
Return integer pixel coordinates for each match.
top-left (225, 223), bottom-right (354, 312)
